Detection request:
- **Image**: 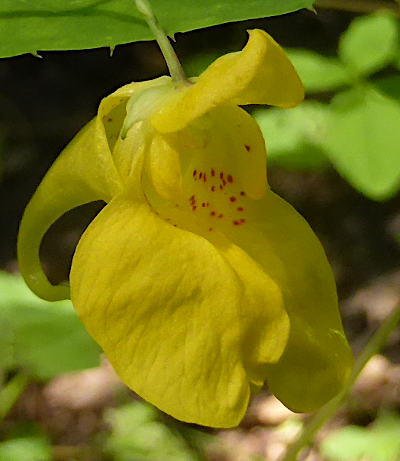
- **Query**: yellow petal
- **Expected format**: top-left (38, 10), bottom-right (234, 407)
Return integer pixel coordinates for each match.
top-left (148, 133), bottom-right (183, 201)
top-left (70, 196), bottom-right (289, 427)
top-left (143, 103), bottom-right (268, 234)
top-left (219, 191), bottom-right (353, 411)
top-left (151, 29), bottom-right (304, 133)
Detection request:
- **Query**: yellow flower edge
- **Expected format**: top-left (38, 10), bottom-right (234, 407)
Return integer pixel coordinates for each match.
top-left (17, 29), bottom-right (353, 427)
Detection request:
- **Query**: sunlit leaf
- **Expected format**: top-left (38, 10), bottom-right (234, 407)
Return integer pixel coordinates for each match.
top-left (286, 49), bottom-right (352, 92)
top-left (254, 102), bottom-right (330, 170)
top-left (339, 12), bottom-right (399, 77)
top-left (105, 402), bottom-right (207, 461)
top-left (325, 85), bottom-right (400, 200)
top-left (0, 436), bottom-right (52, 461)
top-left (0, 0), bottom-right (313, 58)
top-left (0, 272), bottom-right (101, 379)
top-left (321, 412), bottom-right (400, 461)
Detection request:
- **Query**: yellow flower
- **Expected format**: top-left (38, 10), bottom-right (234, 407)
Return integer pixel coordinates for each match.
top-left (18, 30), bottom-right (352, 428)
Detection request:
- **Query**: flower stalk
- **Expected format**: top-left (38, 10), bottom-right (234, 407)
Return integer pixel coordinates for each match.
top-left (135, 0), bottom-right (188, 83)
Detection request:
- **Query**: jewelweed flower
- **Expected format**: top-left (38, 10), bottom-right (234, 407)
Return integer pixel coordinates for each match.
top-left (18, 30), bottom-right (352, 428)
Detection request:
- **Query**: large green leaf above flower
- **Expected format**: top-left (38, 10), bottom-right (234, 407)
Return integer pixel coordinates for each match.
top-left (0, 0), bottom-right (313, 58)
top-left (17, 30), bottom-right (352, 427)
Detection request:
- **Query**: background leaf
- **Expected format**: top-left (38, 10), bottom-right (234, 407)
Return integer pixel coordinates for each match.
top-left (0, 272), bottom-right (101, 379)
top-left (325, 84), bottom-right (400, 200)
top-left (0, 0), bottom-right (313, 58)
top-left (0, 436), bottom-right (52, 461)
top-left (338, 12), bottom-right (399, 77)
top-left (286, 49), bottom-right (352, 92)
top-left (254, 102), bottom-right (330, 171)
top-left (105, 402), bottom-right (207, 461)
top-left (321, 412), bottom-right (400, 461)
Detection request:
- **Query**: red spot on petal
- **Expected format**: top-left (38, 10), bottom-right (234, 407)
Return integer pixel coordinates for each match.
top-left (192, 206), bottom-right (197, 211)
top-left (199, 172), bottom-right (203, 179)
top-left (209, 227), bottom-right (213, 232)
top-left (211, 186), bottom-right (216, 192)
top-left (233, 220), bottom-right (240, 226)
top-left (230, 196), bottom-right (237, 202)
top-left (218, 214), bottom-right (223, 218)
top-left (240, 218), bottom-right (246, 223)
top-left (211, 169), bottom-right (215, 177)
top-left (202, 202), bottom-right (206, 207)
top-left (237, 207), bottom-right (243, 212)
top-left (227, 175), bottom-right (233, 183)
top-left (240, 191), bottom-right (246, 196)
top-left (222, 179), bottom-right (227, 186)
top-left (210, 211), bottom-right (216, 216)
top-left (220, 172), bottom-right (224, 179)
top-left (203, 173), bottom-right (207, 182)
top-left (244, 144), bottom-right (251, 151)
top-left (193, 170), bottom-right (197, 177)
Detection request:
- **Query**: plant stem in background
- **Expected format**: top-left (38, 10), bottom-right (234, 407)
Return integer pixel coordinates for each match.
top-left (0, 373), bottom-right (29, 420)
top-left (135, 0), bottom-right (188, 83)
top-left (316, 0), bottom-right (400, 15)
top-left (283, 304), bottom-right (400, 461)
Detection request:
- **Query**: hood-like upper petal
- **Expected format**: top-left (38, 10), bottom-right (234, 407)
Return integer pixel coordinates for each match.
top-left (151, 29), bottom-right (304, 133)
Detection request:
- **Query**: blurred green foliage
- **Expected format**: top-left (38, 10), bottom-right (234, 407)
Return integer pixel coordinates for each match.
top-left (339, 13), bottom-right (399, 77)
top-left (0, 271), bottom-right (101, 380)
top-left (0, 435), bottom-right (52, 461)
top-left (254, 102), bottom-right (330, 170)
top-left (255, 11), bottom-right (400, 201)
top-left (105, 402), bottom-right (208, 461)
top-left (321, 412), bottom-right (400, 461)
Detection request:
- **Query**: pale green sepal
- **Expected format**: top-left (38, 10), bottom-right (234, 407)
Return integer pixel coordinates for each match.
top-left (120, 79), bottom-right (174, 139)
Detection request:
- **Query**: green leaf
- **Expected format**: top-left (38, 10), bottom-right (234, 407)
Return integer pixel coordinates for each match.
top-left (0, 272), bottom-right (101, 379)
top-left (321, 412), bottom-right (400, 461)
top-left (254, 102), bottom-right (330, 171)
top-left (286, 49), bottom-right (352, 92)
top-left (0, 0), bottom-right (313, 58)
top-left (325, 85), bottom-right (400, 200)
top-left (105, 402), bottom-right (206, 461)
top-left (320, 426), bottom-right (368, 460)
top-left (396, 51), bottom-right (400, 70)
top-left (374, 75), bottom-right (400, 102)
top-left (339, 12), bottom-right (399, 77)
top-left (0, 436), bottom-right (52, 461)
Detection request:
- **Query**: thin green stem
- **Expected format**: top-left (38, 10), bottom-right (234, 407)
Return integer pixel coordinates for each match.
top-left (135, 0), bottom-right (187, 83)
top-left (283, 304), bottom-right (400, 461)
top-left (0, 373), bottom-right (29, 420)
